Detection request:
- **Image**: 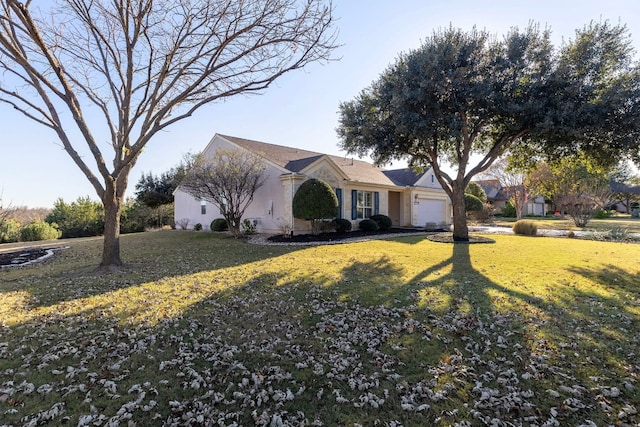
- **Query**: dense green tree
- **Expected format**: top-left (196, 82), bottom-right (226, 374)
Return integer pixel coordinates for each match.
top-left (292, 178), bottom-right (338, 235)
top-left (135, 172), bottom-right (176, 209)
top-left (464, 194), bottom-right (484, 213)
top-left (0, 0), bottom-right (337, 267)
top-left (46, 197), bottom-right (104, 238)
top-left (465, 182), bottom-right (487, 202)
top-left (337, 23), bottom-right (640, 241)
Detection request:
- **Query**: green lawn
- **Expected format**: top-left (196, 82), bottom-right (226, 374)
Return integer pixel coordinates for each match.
top-left (492, 214), bottom-right (640, 234)
top-left (1, 231), bottom-right (639, 426)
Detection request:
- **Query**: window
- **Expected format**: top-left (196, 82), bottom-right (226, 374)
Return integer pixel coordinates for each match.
top-left (357, 190), bottom-right (373, 219)
top-left (351, 190), bottom-right (379, 220)
top-left (200, 200), bottom-right (206, 215)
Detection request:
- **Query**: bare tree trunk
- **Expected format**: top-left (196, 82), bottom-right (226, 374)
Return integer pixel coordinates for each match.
top-left (451, 185), bottom-right (469, 242)
top-left (100, 173), bottom-right (129, 267)
top-left (101, 193), bottom-right (123, 267)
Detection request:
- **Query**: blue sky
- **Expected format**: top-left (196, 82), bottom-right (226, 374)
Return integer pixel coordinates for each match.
top-left (2, 0), bottom-right (640, 208)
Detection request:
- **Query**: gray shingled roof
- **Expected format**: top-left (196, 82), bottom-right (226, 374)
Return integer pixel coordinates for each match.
top-left (219, 134), bottom-right (397, 186)
top-left (475, 179), bottom-right (508, 201)
top-left (382, 168), bottom-right (426, 186)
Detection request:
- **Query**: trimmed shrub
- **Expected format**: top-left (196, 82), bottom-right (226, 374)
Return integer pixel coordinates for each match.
top-left (370, 214), bottom-right (392, 230)
top-left (0, 219), bottom-right (21, 243)
top-left (465, 182), bottom-right (487, 202)
top-left (211, 218), bottom-right (228, 231)
top-left (512, 220), bottom-right (537, 236)
top-left (292, 178), bottom-right (338, 234)
top-left (193, 223), bottom-right (203, 231)
top-left (20, 220), bottom-right (61, 241)
top-left (358, 218), bottom-right (379, 231)
top-left (464, 193), bottom-right (484, 212)
top-left (332, 218), bottom-right (352, 233)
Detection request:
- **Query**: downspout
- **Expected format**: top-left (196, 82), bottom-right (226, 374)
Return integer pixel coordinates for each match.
top-left (290, 174), bottom-right (295, 236)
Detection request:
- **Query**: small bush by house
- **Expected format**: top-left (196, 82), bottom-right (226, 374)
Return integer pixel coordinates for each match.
top-left (332, 218), bottom-right (352, 233)
top-left (359, 218), bottom-right (379, 231)
top-left (370, 214), bottom-right (392, 230)
top-left (211, 218), bottom-right (228, 231)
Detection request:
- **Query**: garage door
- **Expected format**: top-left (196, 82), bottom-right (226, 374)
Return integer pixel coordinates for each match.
top-left (416, 199), bottom-right (446, 225)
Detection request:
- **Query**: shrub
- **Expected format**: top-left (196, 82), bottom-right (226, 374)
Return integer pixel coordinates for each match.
top-left (332, 218), bottom-right (352, 233)
top-left (176, 218), bottom-right (190, 230)
top-left (242, 219), bottom-right (256, 235)
top-left (20, 220), bottom-right (61, 241)
top-left (512, 220), bottom-right (537, 236)
top-left (370, 214), bottom-right (392, 230)
top-left (292, 178), bottom-right (338, 235)
top-left (594, 209), bottom-right (612, 219)
top-left (0, 219), bottom-right (21, 243)
top-left (358, 218), bottom-right (379, 231)
top-left (502, 199), bottom-right (517, 218)
top-left (46, 196), bottom-right (104, 238)
top-left (193, 223), bottom-right (203, 231)
top-left (471, 203), bottom-right (493, 223)
top-left (566, 230), bottom-right (576, 238)
top-left (465, 182), bottom-right (487, 202)
top-left (211, 218), bottom-right (228, 231)
top-left (119, 200), bottom-right (149, 234)
top-left (464, 193), bottom-right (484, 212)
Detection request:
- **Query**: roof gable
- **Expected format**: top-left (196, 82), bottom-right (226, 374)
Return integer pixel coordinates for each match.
top-left (217, 134), bottom-right (396, 186)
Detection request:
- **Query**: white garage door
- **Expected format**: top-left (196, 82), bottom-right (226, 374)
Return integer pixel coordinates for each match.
top-left (416, 199), bottom-right (446, 225)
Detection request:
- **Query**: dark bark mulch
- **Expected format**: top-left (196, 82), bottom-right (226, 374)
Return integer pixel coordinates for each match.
top-left (426, 233), bottom-right (496, 244)
top-left (268, 227), bottom-right (433, 243)
top-left (0, 248), bottom-right (50, 267)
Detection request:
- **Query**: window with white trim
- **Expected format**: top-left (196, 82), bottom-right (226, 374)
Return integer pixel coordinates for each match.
top-left (200, 200), bottom-right (206, 215)
top-left (357, 190), bottom-right (373, 219)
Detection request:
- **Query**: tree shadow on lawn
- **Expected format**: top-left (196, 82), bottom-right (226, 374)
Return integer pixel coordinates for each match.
top-left (1, 235), bottom-right (639, 425)
top-left (0, 231), bottom-right (305, 311)
top-left (330, 241), bottom-right (640, 425)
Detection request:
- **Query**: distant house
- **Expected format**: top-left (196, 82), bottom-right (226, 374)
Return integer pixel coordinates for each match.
top-left (609, 181), bottom-right (640, 214)
top-left (174, 134), bottom-right (452, 233)
top-left (475, 179), bottom-right (547, 217)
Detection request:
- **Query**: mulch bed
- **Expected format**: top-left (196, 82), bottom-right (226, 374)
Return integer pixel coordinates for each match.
top-left (268, 227), bottom-right (433, 244)
top-left (427, 233), bottom-right (496, 244)
top-left (267, 228), bottom-right (496, 244)
top-left (0, 248), bottom-right (52, 267)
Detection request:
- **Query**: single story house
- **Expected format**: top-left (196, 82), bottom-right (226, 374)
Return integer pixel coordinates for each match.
top-left (174, 134), bottom-right (452, 234)
top-left (475, 179), bottom-right (547, 217)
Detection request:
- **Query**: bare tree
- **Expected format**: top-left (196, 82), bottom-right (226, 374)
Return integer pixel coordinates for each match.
top-left (0, 0), bottom-right (337, 267)
top-left (482, 157), bottom-right (528, 219)
top-left (0, 190), bottom-right (13, 225)
top-left (526, 155), bottom-right (611, 227)
top-left (180, 149), bottom-right (267, 238)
